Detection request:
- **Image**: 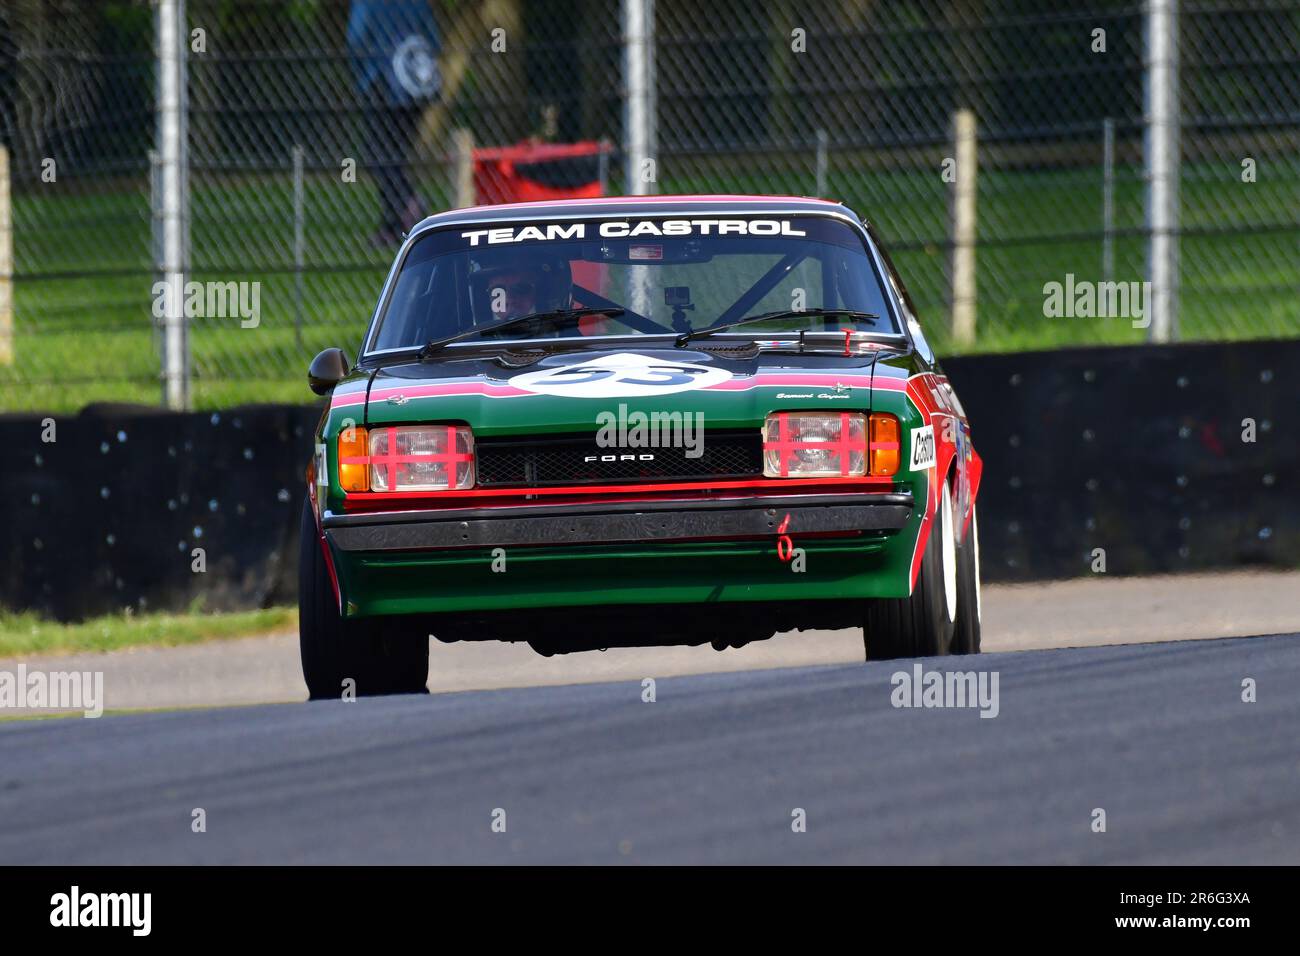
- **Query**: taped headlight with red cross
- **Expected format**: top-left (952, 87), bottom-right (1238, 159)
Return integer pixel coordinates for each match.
top-left (762, 411), bottom-right (875, 478)
top-left (365, 425), bottom-right (475, 491)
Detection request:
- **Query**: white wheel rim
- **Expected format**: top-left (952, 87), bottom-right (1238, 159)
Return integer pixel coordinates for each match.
top-left (941, 484), bottom-right (957, 622)
top-left (972, 507), bottom-right (982, 624)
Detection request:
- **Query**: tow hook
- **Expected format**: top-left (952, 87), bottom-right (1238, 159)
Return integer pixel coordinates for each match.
top-left (776, 513), bottom-right (794, 562)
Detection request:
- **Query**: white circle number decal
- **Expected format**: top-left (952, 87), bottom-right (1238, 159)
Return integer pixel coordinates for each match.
top-left (509, 352), bottom-right (732, 398)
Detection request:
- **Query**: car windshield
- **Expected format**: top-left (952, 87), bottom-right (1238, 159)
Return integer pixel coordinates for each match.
top-left (367, 214), bottom-right (899, 353)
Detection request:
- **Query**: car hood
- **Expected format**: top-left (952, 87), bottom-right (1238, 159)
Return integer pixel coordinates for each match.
top-left (350, 346), bottom-right (893, 435)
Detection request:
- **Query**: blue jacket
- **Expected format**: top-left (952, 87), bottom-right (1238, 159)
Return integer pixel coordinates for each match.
top-left (347, 0), bottom-right (442, 106)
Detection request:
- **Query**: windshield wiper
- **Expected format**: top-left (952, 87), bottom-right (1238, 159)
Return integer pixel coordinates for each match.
top-left (419, 308), bottom-right (625, 359)
top-left (674, 308), bottom-right (879, 346)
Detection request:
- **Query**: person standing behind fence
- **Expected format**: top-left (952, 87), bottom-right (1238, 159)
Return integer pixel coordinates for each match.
top-left (348, 0), bottom-right (442, 246)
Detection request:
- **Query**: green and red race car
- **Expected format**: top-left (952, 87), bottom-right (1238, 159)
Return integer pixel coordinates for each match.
top-left (300, 196), bottom-right (982, 698)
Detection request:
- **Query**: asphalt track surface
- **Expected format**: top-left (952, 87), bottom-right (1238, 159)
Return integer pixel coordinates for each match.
top-left (1, 631), bottom-right (1297, 864)
top-left (5, 569), bottom-right (1298, 712)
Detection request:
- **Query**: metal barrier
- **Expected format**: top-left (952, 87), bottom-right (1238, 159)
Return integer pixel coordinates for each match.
top-left (1, 339), bottom-right (1295, 619)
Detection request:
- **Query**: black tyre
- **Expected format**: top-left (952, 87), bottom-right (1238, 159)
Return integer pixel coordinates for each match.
top-left (951, 503), bottom-right (982, 654)
top-left (863, 479), bottom-right (958, 660)
top-left (298, 499), bottom-right (429, 699)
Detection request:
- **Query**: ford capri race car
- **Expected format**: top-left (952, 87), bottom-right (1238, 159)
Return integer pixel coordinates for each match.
top-left (300, 196), bottom-right (983, 698)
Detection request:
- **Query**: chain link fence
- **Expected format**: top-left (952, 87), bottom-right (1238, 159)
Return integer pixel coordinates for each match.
top-left (1, 0), bottom-right (1296, 410)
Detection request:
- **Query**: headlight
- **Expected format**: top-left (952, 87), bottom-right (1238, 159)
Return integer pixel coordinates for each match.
top-left (339, 424), bottom-right (475, 492)
top-left (763, 411), bottom-right (867, 477)
top-left (763, 411), bottom-right (899, 478)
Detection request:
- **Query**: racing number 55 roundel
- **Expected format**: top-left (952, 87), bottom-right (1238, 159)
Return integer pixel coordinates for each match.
top-left (508, 352), bottom-right (733, 398)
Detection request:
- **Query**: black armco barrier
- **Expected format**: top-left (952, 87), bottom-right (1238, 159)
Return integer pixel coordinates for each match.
top-left (0, 338), bottom-right (1295, 619)
top-left (2, 403), bottom-right (322, 620)
top-left (944, 338), bottom-right (1298, 581)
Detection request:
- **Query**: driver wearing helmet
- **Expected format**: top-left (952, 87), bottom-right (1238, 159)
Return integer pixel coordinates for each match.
top-left (468, 249), bottom-right (575, 338)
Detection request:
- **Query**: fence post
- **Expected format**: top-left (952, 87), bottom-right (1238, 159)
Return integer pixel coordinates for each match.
top-left (950, 108), bottom-right (978, 347)
top-left (1102, 117), bottom-right (1115, 282)
top-left (292, 144), bottom-right (304, 350)
top-left (814, 128), bottom-right (828, 198)
top-left (622, 0), bottom-right (656, 196)
top-left (451, 128), bottom-right (474, 208)
top-left (1145, 0), bottom-right (1179, 343)
top-left (149, 150), bottom-right (162, 272)
top-left (0, 145), bottom-right (12, 366)
top-left (623, 0), bottom-right (656, 318)
top-left (148, 150), bottom-right (163, 361)
top-left (157, 0), bottom-right (190, 409)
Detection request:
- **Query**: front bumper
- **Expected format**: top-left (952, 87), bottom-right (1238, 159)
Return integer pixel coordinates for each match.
top-left (323, 491), bottom-right (921, 618)
top-left (324, 493), bottom-right (913, 552)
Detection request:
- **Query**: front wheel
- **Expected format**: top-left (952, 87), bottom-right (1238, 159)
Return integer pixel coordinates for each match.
top-left (863, 479), bottom-right (958, 660)
top-left (951, 504), bottom-right (982, 654)
top-left (298, 499), bottom-right (429, 699)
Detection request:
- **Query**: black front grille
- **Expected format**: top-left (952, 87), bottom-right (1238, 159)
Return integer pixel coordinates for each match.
top-left (475, 431), bottom-right (763, 487)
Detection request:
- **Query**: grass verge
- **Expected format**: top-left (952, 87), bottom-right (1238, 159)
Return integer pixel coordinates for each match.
top-left (0, 606), bottom-right (296, 658)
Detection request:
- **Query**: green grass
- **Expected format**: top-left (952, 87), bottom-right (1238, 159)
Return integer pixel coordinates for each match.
top-left (666, 157), bottom-right (1300, 355)
top-left (0, 606), bottom-right (296, 658)
top-left (2, 157), bottom-right (1297, 411)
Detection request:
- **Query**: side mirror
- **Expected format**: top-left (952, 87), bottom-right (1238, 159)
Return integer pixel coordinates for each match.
top-left (308, 347), bottom-right (350, 396)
